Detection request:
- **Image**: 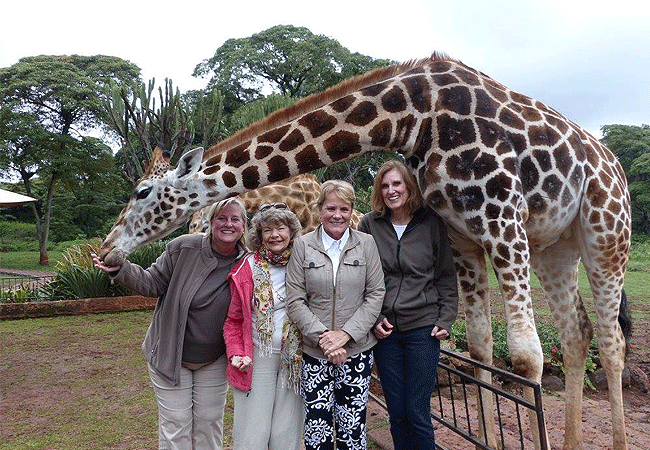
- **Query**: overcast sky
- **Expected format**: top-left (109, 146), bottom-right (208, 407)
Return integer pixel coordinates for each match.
top-left (1, 0), bottom-right (648, 139)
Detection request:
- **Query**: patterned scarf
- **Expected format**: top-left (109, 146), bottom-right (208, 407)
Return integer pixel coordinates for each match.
top-left (252, 245), bottom-right (302, 392)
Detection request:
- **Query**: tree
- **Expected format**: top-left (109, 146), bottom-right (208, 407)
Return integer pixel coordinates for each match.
top-left (602, 124), bottom-right (650, 233)
top-left (0, 55), bottom-right (140, 265)
top-left (104, 79), bottom-right (228, 182)
top-left (193, 25), bottom-right (392, 112)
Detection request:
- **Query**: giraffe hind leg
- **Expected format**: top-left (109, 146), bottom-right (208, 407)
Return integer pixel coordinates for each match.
top-left (530, 238), bottom-right (592, 450)
top-left (576, 228), bottom-right (629, 450)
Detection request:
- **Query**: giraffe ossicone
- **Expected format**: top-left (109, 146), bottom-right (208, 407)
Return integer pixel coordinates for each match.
top-left (100, 53), bottom-right (631, 450)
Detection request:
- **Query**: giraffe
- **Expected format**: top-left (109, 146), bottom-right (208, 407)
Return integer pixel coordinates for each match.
top-left (99, 53), bottom-right (631, 450)
top-left (187, 173), bottom-right (363, 234)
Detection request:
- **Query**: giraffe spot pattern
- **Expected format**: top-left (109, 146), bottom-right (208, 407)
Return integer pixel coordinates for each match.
top-left (242, 166), bottom-right (260, 190)
top-left (279, 129), bottom-right (305, 152)
top-left (225, 143), bottom-right (251, 167)
top-left (437, 115), bottom-right (476, 151)
top-left (295, 145), bottom-right (324, 173)
top-left (300, 110), bottom-right (338, 137)
top-left (260, 125), bottom-right (291, 144)
top-left (381, 86), bottom-right (407, 113)
top-left (255, 145), bottom-right (274, 160)
top-left (436, 86), bottom-right (472, 116)
top-left (345, 101), bottom-right (378, 127)
top-left (267, 155), bottom-right (291, 181)
top-left (323, 130), bottom-right (361, 162)
top-left (369, 119), bottom-right (393, 147)
top-left (402, 76), bottom-right (432, 113)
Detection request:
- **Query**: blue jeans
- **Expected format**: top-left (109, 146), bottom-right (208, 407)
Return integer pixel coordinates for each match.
top-left (373, 325), bottom-right (440, 450)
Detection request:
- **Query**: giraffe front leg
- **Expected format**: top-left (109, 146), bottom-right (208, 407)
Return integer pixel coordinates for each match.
top-left (488, 237), bottom-right (549, 450)
top-left (453, 244), bottom-right (499, 450)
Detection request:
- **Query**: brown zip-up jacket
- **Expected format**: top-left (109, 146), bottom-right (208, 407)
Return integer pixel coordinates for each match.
top-left (358, 207), bottom-right (458, 333)
top-left (112, 233), bottom-right (246, 386)
top-left (285, 226), bottom-right (385, 359)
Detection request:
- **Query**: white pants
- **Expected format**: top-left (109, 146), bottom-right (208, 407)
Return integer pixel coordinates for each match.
top-left (148, 356), bottom-right (228, 450)
top-left (232, 346), bottom-right (304, 450)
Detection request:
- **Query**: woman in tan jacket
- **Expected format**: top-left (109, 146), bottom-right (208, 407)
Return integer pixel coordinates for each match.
top-left (286, 180), bottom-right (385, 450)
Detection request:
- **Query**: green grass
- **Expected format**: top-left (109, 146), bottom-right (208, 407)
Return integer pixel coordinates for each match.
top-left (0, 251), bottom-right (64, 272)
top-left (0, 311), bottom-right (233, 450)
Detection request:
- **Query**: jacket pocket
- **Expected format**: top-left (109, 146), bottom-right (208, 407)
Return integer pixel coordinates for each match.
top-left (302, 258), bottom-right (327, 301)
top-left (337, 257), bottom-right (369, 315)
top-left (424, 285), bottom-right (440, 304)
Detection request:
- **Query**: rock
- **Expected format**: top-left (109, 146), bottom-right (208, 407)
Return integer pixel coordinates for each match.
top-left (542, 374), bottom-right (564, 391)
top-left (589, 369), bottom-right (608, 390)
top-left (629, 365), bottom-right (650, 393)
top-left (588, 366), bottom-right (631, 391)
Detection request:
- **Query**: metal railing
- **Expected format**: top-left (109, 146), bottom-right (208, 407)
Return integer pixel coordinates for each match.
top-left (369, 347), bottom-right (547, 450)
top-left (0, 275), bottom-right (56, 303)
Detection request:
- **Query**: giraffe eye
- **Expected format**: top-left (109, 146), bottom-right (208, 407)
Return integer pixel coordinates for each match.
top-left (136, 187), bottom-right (152, 200)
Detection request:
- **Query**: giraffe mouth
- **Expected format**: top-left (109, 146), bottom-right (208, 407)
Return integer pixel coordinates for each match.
top-left (102, 248), bottom-right (127, 267)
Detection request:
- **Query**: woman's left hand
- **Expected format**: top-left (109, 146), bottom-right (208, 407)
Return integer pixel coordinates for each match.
top-left (431, 326), bottom-right (450, 340)
top-left (326, 347), bottom-right (348, 365)
top-left (231, 355), bottom-right (253, 372)
top-left (319, 330), bottom-right (351, 356)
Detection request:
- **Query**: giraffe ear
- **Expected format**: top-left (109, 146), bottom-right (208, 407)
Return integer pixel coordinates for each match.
top-left (175, 147), bottom-right (204, 179)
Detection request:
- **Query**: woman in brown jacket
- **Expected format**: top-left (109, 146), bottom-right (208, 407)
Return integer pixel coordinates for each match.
top-left (93, 197), bottom-right (248, 450)
top-left (286, 179), bottom-right (385, 450)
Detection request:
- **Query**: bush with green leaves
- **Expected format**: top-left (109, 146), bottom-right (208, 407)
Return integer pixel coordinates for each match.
top-left (449, 317), bottom-right (599, 378)
top-left (39, 239), bottom-right (169, 301)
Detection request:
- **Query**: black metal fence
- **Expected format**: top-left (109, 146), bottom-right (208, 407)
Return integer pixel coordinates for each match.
top-left (369, 347), bottom-right (547, 450)
top-left (0, 275), bottom-right (56, 303)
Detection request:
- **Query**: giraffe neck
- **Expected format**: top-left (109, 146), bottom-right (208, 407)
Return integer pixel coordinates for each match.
top-left (197, 59), bottom-right (435, 196)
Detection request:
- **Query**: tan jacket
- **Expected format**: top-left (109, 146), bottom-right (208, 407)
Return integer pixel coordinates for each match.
top-left (286, 226), bottom-right (385, 359)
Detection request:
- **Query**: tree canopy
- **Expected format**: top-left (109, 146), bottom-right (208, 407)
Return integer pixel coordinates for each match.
top-left (0, 55), bottom-right (140, 264)
top-left (193, 24), bottom-right (392, 111)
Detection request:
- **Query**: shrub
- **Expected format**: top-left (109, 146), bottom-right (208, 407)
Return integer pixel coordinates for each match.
top-left (0, 221), bottom-right (40, 251)
top-left (38, 239), bottom-right (170, 300)
top-left (450, 317), bottom-right (599, 377)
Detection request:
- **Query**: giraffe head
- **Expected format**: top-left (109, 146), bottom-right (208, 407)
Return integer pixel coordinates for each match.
top-left (99, 146), bottom-right (219, 266)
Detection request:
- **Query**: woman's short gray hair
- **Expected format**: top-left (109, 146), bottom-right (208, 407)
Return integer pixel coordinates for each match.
top-left (248, 207), bottom-right (302, 250)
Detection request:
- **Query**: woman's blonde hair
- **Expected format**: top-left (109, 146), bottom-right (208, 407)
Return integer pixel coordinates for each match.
top-left (370, 160), bottom-right (423, 215)
top-left (317, 179), bottom-right (356, 210)
top-left (248, 207), bottom-right (302, 250)
top-left (208, 197), bottom-right (248, 247)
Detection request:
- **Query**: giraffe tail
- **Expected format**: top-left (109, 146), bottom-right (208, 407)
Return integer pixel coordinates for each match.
top-left (618, 289), bottom-right (633, 356)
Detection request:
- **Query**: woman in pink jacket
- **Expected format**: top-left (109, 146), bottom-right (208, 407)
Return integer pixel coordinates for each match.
top-left (224, 202), bottom-right (304, 450)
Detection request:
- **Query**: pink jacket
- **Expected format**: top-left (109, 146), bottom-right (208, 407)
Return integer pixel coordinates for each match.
top-left (224, 255), bottom-right (254, 391)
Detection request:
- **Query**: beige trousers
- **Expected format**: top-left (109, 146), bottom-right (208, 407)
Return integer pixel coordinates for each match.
top-left (148, 356), bottom-right (228, 450)
top-left (231, 346), bottom-right (304, 450)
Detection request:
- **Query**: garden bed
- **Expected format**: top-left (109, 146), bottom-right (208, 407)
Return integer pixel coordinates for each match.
top-left (0, 295), bottom-right (157, 320)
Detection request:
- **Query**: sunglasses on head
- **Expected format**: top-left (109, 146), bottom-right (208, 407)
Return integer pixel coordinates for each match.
top-left (259, 202), bottom-right (288, 212)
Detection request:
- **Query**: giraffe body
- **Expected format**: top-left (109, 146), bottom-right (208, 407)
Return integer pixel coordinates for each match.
top-left (188, 173), bottom-right (362, 234)
top-left (100, 53), bottom-right (631, 450)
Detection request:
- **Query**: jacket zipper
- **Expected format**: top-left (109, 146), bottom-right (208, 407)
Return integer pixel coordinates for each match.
top-left (392, 239), bottom-right (404, 332)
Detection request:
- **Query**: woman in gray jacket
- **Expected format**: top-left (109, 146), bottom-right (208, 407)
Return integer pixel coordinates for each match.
top-left (93, 197), bottom-right (248, 450)
top-left (358, 160), bottom-right (458, 450)
top-left (286, 180), bottom-right (385, 450)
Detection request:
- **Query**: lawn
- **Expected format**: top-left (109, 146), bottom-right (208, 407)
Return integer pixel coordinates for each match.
top-left (0, 311), bottom-right (238, 450)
